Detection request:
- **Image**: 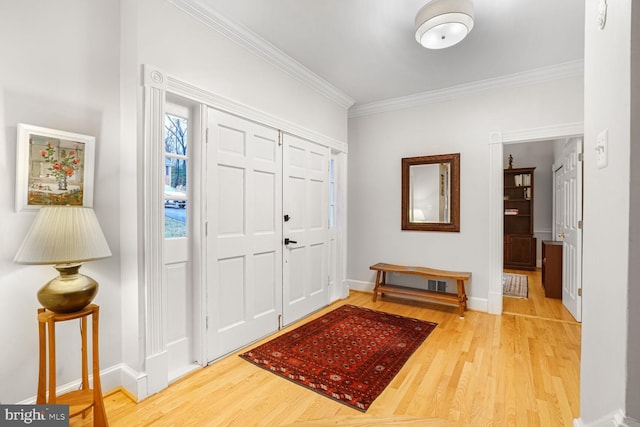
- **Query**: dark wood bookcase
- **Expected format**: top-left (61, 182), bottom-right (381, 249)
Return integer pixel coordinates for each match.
top-left (504, 167), bottom-right (536, 270)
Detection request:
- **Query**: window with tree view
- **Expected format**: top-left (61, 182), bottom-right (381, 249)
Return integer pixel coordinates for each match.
top-left (164, 113), bottom-right (188, 238)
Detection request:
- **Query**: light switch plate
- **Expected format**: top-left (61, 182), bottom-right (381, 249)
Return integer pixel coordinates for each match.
top-left (596, 129), bottom-right (608, 169)
top-left (597, 0), bottom-right (608, 29)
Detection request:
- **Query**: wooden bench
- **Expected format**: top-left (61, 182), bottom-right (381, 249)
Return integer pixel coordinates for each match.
top-left (370, 262), bottom-right (471, 318)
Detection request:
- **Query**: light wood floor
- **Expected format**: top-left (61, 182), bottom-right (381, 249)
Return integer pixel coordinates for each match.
top-left (503, 268), bottom-right (579, 323)
top-left (73, 285), bottom-right (581, 426)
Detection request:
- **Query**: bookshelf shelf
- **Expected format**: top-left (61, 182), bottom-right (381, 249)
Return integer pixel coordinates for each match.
top-left (504, 167), bottom-right (536, 270)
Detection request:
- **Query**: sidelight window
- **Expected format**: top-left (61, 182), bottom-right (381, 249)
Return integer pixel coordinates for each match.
top-left (164, 112), bottom-right (188, 238)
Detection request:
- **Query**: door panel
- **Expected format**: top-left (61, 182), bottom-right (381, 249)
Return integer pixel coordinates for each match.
top-left (218, 166), bottom-right (244, 235)
top-left (282, 134), bottom-right (330, 325)
top-left (217, 257), bottom-right (246, 328)
top-left (253, 251), bottom-right (277, 315)
top-left (165, 238), bottom-right (191, 377)
top-left (553, 166), bottom-right (564, 240)
top-left (206, 108), bottom-right (282, 361)
top-left (561, 138), bottom-right (583, 321)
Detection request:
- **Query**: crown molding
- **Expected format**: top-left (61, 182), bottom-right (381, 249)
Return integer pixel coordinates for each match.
top-left (169, 0), bottom-right (355, 109)
top-left (349, 60), bottom-right (584, 119)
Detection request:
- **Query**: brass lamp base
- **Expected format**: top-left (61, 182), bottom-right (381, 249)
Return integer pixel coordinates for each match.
top-left (37, 264), bottom-right (98, 313)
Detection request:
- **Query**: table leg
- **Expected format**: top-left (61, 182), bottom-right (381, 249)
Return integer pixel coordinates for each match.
top-left (457, 279), bottom-right (467, 318)
top-left (80, 315), bottom-right (90, 418)
top-left (37, 310), bottom-right (46, 404)
top-left (47, 319), bottom-right (56, 403)
top-left (91, 307), bottom-right (109, 426)
top-left (372, 271), bottom-right (381, 302)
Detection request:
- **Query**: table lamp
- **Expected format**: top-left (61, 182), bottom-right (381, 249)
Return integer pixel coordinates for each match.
top-left (14, 206), bottom-right (112, 313)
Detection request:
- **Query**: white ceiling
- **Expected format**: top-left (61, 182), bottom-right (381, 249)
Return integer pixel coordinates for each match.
top-left (193, 0), bottom-right (585, 107)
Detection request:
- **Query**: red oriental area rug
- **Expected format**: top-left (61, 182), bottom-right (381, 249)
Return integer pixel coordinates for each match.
top-left (239, 304), bottom-right (437, 411)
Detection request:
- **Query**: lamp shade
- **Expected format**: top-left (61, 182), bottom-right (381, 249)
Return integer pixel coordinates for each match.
top-left (14, 206), bottom-right (112, 265)
top-left (415, 0), bottom-right (474, 49)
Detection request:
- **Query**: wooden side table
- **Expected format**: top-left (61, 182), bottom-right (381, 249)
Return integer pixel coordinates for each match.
top-left (37, 304), bottom-right (108, 426)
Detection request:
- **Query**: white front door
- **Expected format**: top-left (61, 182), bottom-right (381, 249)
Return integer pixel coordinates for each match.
top-left (560, 138), bottom-right (583, 322)
top-left (282, 133), bottom-right (330, 325)
top-left (206, 108), bottom-right (282, 361)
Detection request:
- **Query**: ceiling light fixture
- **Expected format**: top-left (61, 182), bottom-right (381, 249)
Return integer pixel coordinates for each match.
top-left (415, 0), bottom-right (474, 49)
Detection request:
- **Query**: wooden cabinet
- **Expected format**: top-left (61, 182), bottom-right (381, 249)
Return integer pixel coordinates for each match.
top-left (504, 167), bottom-right (536, 270)
top-left (504, 234), bottom-right (536, 269)
top-left (542, 240), bottom-right (562, 299)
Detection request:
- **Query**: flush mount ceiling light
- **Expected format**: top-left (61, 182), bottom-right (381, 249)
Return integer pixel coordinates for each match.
top-left (415, 0), bottom-right (474, 49)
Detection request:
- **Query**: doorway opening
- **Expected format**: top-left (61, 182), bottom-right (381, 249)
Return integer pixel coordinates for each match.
top-left (500, 139), bottom-right (582, 322)
top-left (501, 140), bottom-right (578, 322)
top-left (488, 123), bottom-right (583, 321)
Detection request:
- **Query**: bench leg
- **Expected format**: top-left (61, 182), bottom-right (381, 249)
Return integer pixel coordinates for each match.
top-left (457, 279), bottom-right (467, 318)
top-left (372, 271), bottom-right (382, 302)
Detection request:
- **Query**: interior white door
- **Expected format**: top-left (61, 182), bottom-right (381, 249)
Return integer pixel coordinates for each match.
top-left (282, 133), bottom-right (330, 325)
top-left (206, 108), bottom-right (282, 361)
top-left (553, 165), bottom-right (564, 242)
top-left (560, 138), bottom-right (583, 322)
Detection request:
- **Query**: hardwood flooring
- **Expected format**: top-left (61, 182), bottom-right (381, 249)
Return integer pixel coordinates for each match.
top-left (503, 268), bottom-right (579, 323)
top-left (73, 285), bottom-right (581, 426)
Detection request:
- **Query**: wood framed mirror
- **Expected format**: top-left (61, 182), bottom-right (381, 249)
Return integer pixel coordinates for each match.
top-left (401, 153), bottom-right (460, 232)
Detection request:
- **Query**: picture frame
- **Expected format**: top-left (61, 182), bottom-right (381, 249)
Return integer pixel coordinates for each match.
top-left (15, 123), bottom-right (96, 211)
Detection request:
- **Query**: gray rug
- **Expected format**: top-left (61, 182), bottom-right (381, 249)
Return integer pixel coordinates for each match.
top-left (503, 273), bottom-right (528, 298)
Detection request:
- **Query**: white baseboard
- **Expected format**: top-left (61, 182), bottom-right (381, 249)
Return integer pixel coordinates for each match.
top-left (17, 363), bottom-right (130, 405)
top-left (467, 296), bottom-right (488, 313)
top-left (146, 351), bottom-right (168, 397)
top-left (169, 363), bottom-right (201, 384)
top-left (488, 290), bottom-right (503, 315)
top-left (345, 279), bottom-right (373, 293)
top-left (574, 409), bottom-right (640, 427)
top-left (120, 362), bottom-right (148, 401)
top-left (17, 359), bottom-right (197, 404)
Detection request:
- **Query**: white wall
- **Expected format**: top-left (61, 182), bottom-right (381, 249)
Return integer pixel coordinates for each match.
top-left (581, 0), bottom-right (633, 423)
top-left (0, 0), bottom-right (122, 403)
top-left (347, 76), bottom-right (583, 309)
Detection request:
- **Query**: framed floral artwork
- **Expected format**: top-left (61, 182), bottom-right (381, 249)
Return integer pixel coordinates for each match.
top-left (15, 124), bottom-right (96, 211)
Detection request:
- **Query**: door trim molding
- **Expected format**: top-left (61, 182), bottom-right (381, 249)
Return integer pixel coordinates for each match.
top-left (142, 65), bottom-right (169, 391)
top-left (166, 76), bottom-right (348, 154)
top-left (488, 122), bottom-right (584, 314)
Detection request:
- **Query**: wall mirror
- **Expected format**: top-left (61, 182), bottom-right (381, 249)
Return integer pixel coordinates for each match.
top-left (401, 153), bottom-right (460, 232)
